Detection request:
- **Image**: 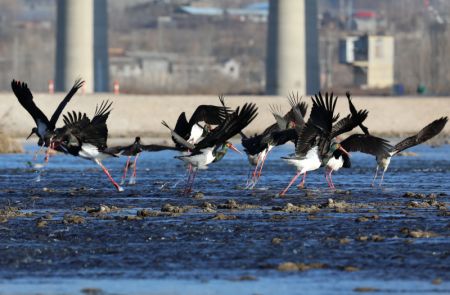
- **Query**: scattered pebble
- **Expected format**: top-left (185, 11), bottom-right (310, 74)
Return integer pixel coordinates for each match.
top-left (87, 205), bottom-right (114, 214)
top-left (342, 266), bottom-right (360, 272)
top-left (62, 215), bottom-right (85, 224)
top-left (218, 199), bottom-right (258, 210)
top-left (277, 262), bottom-right (299, 272)
top-left (356, 215), bottom-right (379, 223)
top-left (115, 215), bottom-right (142, 221)
top-left (339, 238), bottom-right (351, 244)
top-left (407, 230), bottom-right (438, 238)
top-left (354, 287), bottom-right (380, 293)
top-left (403, 192), bottom-right (426, 199)
top-left (371, 235), bottom-right (385, 242)
top-left (192, 192), bottom-right (204, 199)
top-left (355, 217), bottom-right (369, 222)
top-left (42, 187), bottom-right (55, 192)
top-left (210, 213), bottom-right (237, 220)
top-left (161, 203), bottom-right (189, 214)
top-left (277, 262), bottom-right (326, 272)
top-left (356, 236), bottom-right (368, 242)
top-left (234, 275), bottom-right (257, 281)
top-left (272, 203), bottom-right (320, 213)
top-left (201, 202), bottom-right (216, 213)
top-left (137, 209), bottom-right (161, 217)
top-left (35, 219), bottom-right (47, 228)
top-left (271, 237), bottom-right (282, 245)
top-left (432, 278), bottom-right (442, 285)
top-left (81, 288), bottom-right (104, 295)
top-left (320, 198), bottom-right (360, 212)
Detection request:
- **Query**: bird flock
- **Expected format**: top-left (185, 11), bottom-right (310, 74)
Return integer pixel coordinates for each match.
top-left (11, 79), bottom-right (448, 194)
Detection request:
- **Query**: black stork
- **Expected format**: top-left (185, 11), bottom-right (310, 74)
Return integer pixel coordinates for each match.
top-left (241, 92), bottom-right (308, 188)
top-left (162, 103), bottom-right (258, 194)
top-left (169, 101), bottom-right (231, 148)
top-left (373, 117), bottom-right (448, 186)
top-left (325, 134), bottom-right (393, 188)
top-left (346, 92), bottom-right (448, 186)
top-left (321, 93), bottom-right (392, 188)
top-left (279, 92), bottom-right (366, 195)
top-left (108, 136), bottom-right (180, 185)
top-left (11, 79), bottom-right (84, 159)
top-left (50, 100), bottom-right (124, 192)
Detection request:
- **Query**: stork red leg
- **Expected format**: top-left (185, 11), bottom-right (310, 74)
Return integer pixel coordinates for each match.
top-left (183, 166), bottom-right (193, 194)
top-left (379, 170), bottom-right (386, 187)
top-left (297, 171), bottom-right (307, 189)
top-left (34, 145), bottom-right (44, 161)
top-left (257, 148), bottom-right (271, 178)
top-left (187, 168), bottom-right (198, 194)
top-left (120, 156), bottom-right (131, 185)
top-left (129, 153), bottom-right (140, 185)
top-left (279, 171), bottom-right (302, 196)
top-left (95, 159), bottom-right (124, 192)
top-left (328, 170), bottom-right (335, 189)
top-left (184, 168), bottom-right (197, 194)
top-left (371, 166), bottom-right (379, 187)
top-left (250, 153), bottom-right (263, 183)
top-left (325, 170), bottom-right (332, 188)
top-left (251, 148), bottom-right (271, 188)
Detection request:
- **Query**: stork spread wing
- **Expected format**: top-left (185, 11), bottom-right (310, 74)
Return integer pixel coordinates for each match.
top-left (340, 134), bottom-right (393, 156)
top-left (194, 103), bottom-right (258, 151)
top-left (393, 117), bottom-right (448, 155)
top-left (49, 79), bottom-right (84, 129)
top-left (346, 91), bottom-right (370, 135)
top-left (61, 100), bottom-right (112, 149)
top-left (11, 80), bottom-right (50, 128)
top-left (189, 105), bottom-right (230, 126)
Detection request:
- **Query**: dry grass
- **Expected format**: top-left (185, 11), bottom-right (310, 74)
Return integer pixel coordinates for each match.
top-left (0, 108), bottom-right (23, 154)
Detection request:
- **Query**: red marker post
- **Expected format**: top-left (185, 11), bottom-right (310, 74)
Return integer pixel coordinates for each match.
top-left (48, 80), bottom-right (54, 94)
top-left (113, 80), bottom-right (120, 95)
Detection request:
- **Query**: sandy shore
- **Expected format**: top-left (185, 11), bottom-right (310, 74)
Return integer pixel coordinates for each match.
top-left (0, 93), bottom-right (449, 142)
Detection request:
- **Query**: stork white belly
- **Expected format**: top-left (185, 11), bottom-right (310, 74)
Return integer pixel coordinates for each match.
top-left (283, 146), bottom-right (321, 173)
top-left (78, 143), bottom-right (111, 161)
top-left (188, 124), bottom-right (204, 144)
top-left (377, 156), bottom-right (392, 171)
top-left (178, 148), bottom-right (214, 169)
top-left (326, 156), bottom-right (344, 172)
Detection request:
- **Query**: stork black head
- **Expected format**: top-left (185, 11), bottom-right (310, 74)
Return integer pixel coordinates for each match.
top-left (50, 127), bottom-right (81, 155)
top-left (26, 127), bottom-right (38, 140)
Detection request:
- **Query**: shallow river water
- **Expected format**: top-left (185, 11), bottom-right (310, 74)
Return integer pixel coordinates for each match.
top-left (0, 143), bottom-right (449, 294)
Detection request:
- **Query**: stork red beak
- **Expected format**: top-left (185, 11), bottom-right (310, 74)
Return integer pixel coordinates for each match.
top-left (26, 130), bottom-right (34, 140)
top-left (338, 146), bottom-right (350, 157)
top-left (229, 143), bottom-right (242, 155)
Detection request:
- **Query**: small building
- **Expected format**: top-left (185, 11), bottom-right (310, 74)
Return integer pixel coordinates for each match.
top-left (340, 35), bottom-right (394, 89)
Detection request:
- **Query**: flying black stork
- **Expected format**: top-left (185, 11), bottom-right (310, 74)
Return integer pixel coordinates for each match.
top-left (169, 101), bottom-right (231, 148)
top-left (325, 134), bottom-right (393, 188)
top-left (50, 100), bottom-right (125, 192)
top-left (241, 92), bottom-right (308, 188)
top-left (278, 92), bottom-right (337, 195)
top-left (346, 92), bottom-right (448, 186)
top-left (108, 136), bottom-right (180, 185)
top-left (11, 79), bottom-right (84, 160)
top-left (162, 103), bottom-right (258, 194)
top-left (278, 92), bottom-right (366, 195)
top-left (321, 93), bottom-right (392, 188)
top-left (373, 117), bottom-right (448, 186)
